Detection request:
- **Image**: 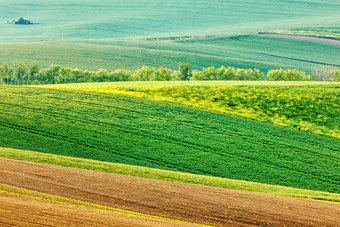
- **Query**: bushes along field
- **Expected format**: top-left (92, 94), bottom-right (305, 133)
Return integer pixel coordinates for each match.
top-left (0, 86), bottom-right (339, 193)
top-left (4, 61), bottom-right (340, 85)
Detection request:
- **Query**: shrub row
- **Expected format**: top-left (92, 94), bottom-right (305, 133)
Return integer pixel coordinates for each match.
top-left (1, 61), bottom-right (338, 85)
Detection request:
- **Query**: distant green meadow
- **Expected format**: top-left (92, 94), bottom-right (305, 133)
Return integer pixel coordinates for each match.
top-left (0, 85), bottom-right (339, 193)
top-left (1, 0), bottom-right (339, 75)
top-left (0, 35), bottom-right (339, 74)
top-left (1, 0), bottom-right (340, 42)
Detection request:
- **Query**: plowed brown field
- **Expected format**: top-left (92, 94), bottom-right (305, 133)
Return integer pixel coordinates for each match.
top-left (0, 158), bottom-right (339, 226)
top-left (0, 193), bottom-right (192, 227)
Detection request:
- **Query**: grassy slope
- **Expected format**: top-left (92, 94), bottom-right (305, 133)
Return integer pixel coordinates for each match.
top-left (55, 81), bottom-right (340, 139)
top-left (0, 85), bottom-right (339, 193)
top-left (1, 35), bottom-right (339, 73)
top-left (1, 0), bottom-right (339, 42)
top-left (1, 147), bottom-right (339, 203)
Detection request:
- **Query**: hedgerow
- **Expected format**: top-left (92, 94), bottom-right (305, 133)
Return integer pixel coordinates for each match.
top-left (4, 61), bottom-right (338, 85)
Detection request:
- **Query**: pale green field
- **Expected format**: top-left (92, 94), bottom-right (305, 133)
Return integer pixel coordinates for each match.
top-left (1, 147), bottom-right (339, 203)
top-left (1, 0), bottom-right (340, 42)
top-left (1, 35), bottom-right (339, 74)
top-left (1, 1), bottom-right (339, 74)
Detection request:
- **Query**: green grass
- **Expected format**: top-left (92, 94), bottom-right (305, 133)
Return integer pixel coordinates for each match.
top-left (0, 85), bottom-right (339, 193)
top-left (1, 35), bottom-right (339, 74)
top-left (1, 0), bottom-right (340, 42)
top-left (1, 147), bottom-right (339, 203)
top-left (59, 82), bottom-right (340, 139)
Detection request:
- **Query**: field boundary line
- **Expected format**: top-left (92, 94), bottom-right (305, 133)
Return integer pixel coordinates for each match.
top-left (1, 147), bottom-right (339, 203)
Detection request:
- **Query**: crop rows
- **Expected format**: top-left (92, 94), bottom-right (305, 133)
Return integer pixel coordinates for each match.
top-left (0, 86), bottom-right (339, 193)
top-left (106, 84), bottom-right (340, 139)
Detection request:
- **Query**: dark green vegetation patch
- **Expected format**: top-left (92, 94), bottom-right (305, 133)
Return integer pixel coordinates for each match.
top-left (0, 86), bottom-right (339, 193)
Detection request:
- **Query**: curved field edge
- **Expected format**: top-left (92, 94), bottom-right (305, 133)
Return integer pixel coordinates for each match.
top-left (45, 81), bottom-right (340, 140)
top-left (0, 183), bottom-right (201, 226)
top-left (1, 147), bottom-right (339, 203)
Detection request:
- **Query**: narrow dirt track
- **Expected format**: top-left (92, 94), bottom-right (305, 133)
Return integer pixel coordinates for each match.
top-left (0, 158), bottom-right (339, 226)
top-left (0, 193), bottom-right (190, 227)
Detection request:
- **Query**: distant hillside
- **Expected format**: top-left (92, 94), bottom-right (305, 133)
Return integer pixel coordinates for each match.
top-left (1, 35), bottom-right (339, 74)
top-left (1, 0), bottom-right (340, 42)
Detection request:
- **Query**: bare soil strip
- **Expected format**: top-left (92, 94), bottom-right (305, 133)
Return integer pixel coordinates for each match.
top-left (0, 193), bottom-right (192, 227)
top-left (256, 34), bottom-right (340, 45)
top-left (1, 158), bottom-right (339, 226)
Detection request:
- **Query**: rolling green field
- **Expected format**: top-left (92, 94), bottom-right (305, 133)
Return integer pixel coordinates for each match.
top-left (1, 0), bottom-right (340, 42)
top-left (1, 0), bottom-right (340, 206)
top-left (0, 85), bottom-right (339, 193)
top-left (1, 35), bottom-right (339, 74)
top-left (52, 81), bottom-right (340, 139)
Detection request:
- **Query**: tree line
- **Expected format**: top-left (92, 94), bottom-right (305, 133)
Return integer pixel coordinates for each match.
top-left (0, 61), bottom-right (339, 85)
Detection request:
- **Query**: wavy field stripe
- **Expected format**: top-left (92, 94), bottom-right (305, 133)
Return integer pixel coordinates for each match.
top-left (0, 183), bottom-right (204, 226)
top-left (1, 147), bottom-right (339, 203)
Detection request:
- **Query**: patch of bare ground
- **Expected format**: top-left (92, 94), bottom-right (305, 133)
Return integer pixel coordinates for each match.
top-left (0, 158), bottom-right (339, 226)
top-left (0, 193), bottom-right (190, 227)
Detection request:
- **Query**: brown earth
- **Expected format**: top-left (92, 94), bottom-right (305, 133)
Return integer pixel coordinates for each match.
top-left (0, 193), bottom-right (191, 227)
top-left (0, 157), bottom-right (339, 226)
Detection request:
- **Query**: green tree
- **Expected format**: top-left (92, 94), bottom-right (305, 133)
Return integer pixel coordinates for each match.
top-left (152, 67), bottom-right (172, 81)
top-left (44, 64), bottom-right (61, 84)
top-left (13, 61), bottom-right (29, 84)
top-left (0, 63), bottom-right (13, 84)
top-left (113, 69), bottom-right (132, 81)
top-left (216, 66), bottom-right (235, 80)
top-left (330, 68), bottom-right (340, 81)
top-left (192, 67), bottom-right (216, 80)
top-left (55, 67), bottom-right (74, 84)
top-left (170, 70), bottom-right (182, 81)
top-left (178, 62), bottom-right (191, 80)
top-left (266, 69), bottom-right (311, 81)
top-left (134, 65), bottom-right (155, 81)
top-left (28, 62), bottom-right (40, 83)
top-left (95, 69), bottom-right (110, 82)
top-left (71, 68), bottom-right (85, 82)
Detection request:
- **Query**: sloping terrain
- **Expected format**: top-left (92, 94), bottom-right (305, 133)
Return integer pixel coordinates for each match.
top-left (257, 34), bottom-right (340, 45)
top-left (1, 158), bottom-right (339, 226)
top-left (1, 0), bottom-right (340, 42)
top-left (67, 82), bottom-right (339, 139)
top-left (1, 35), bottom-right (339, 73)
top-left (0, 86), bottom-right (339, 193)
top-left (0, 193), bottom-right (190, 227)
